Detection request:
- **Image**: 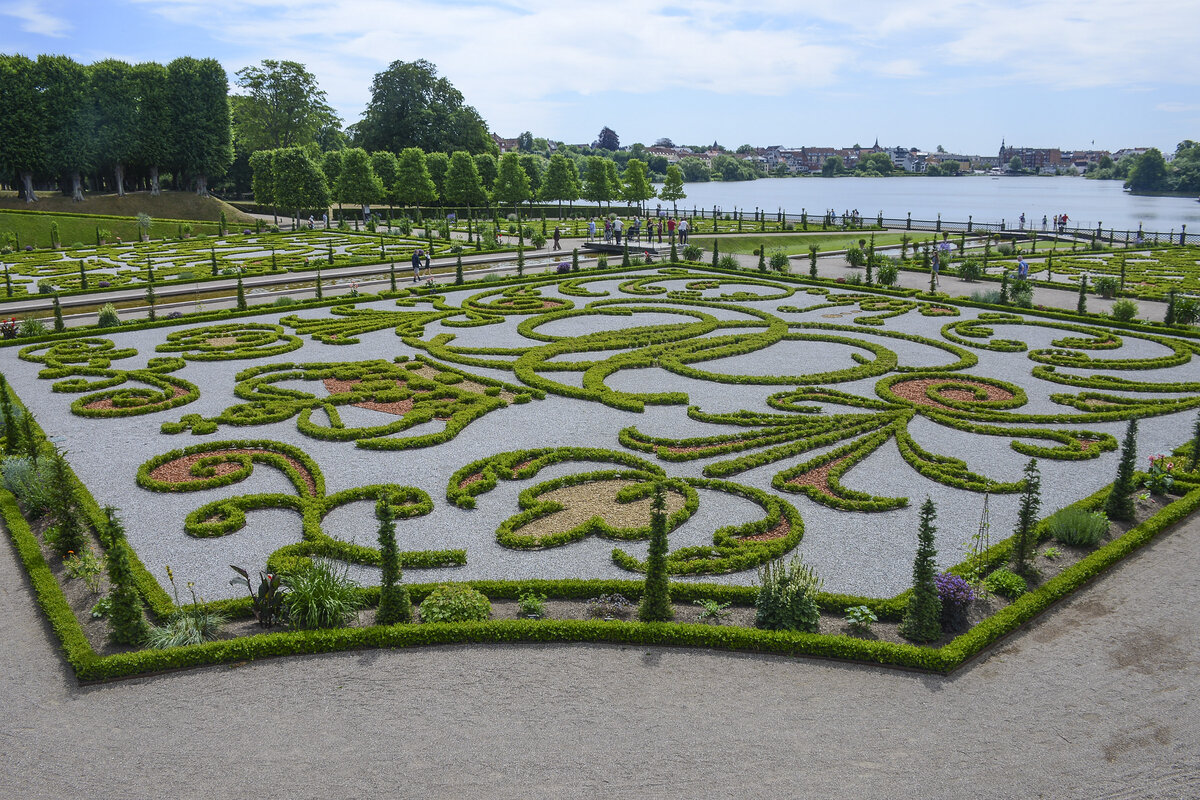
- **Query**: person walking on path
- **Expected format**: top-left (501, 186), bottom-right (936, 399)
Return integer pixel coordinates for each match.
top-left (553, 226), bottom-right (561, 250)
top-left (424, 249), bottom-right (431, 275)
top-left (588, 218), bottom-right (596, 242)
top-left (411, 249), bottom-right (423, 282)
top-left (679, 218), bottom-right (689, 244)
top-left (614, 218), bottom-right (623, 245)
top-left (667, 217), bottom-right (676, 242)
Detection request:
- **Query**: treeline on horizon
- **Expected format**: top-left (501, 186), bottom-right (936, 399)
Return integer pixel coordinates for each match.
top-left (3, 52), bottom-right (1197, 206)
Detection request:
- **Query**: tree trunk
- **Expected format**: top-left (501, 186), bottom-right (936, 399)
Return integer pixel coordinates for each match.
top-left (20, 172), bottom-right (37, 202)
top-left (194, 174), bottom-right (208, 196)
top-left (70, 171), bottom-right (84, 202)
top-left (149, 166), bottom-right (161, 196)
top-left (114, 163), bottom-right (126, 196)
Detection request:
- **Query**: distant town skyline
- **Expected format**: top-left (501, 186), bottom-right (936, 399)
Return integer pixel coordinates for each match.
top-left (2, 0), bottom-right (1197, 154)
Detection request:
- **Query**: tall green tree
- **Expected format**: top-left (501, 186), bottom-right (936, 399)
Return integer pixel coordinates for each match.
top-left (1126, 148), bottom-right (1170, 193)
top-left (658, 164), bottom-right (686, 213)
top-left (370, 150), bottom-right (402, 207)
top-left (899, 497), bottom-right (942, 643)
top-left (1010, 459), bottom-right (1041, 575)
top-left (443, 150), bottom-right (487, 213)
top-left (596, 126), bottom-right (619, 151)
top-left (518, 153), bottom-right (545, 198)
top-left (231, 59), bottom-right (337, 153)
top-left (249, 149), bottom-right (277, 222)
top-left (1105, 419), bottom-right (1138, 521)
top-left (604, 160), bottom-right (621, 210)
top-left (637, 483), bottom-right (673, 622)
top-left (0, 54), bottom-right (44, 201)
top-left (621, 158), bottom-right (655, 214)
top-left (374, 499), bottom-right (411, 624)
top-left (491, 152), bottom-right (531, 213)
top-left (540, 152), bottom-right (579, 218)
top-left (102, 507), bottom-right (149, 646)
top-left (473, 152), bottom-right (498, 192)
top-left (335, 148), bottom-right (383, 218)
top-left (132, 61), bottom-right (171, 195)
top-left (38, 55), bottom-right (95, 201)
top-left (354, 59), bottom-right (494, 155)
top-left (821, 155), bottom-right (844, 177)
top-left (90, 59), bottom-right (138, 196)
top-left (274, 148), bottom-right (331, 227)
top-left (395, 147), bottom-right (438, 208)
top-left (166, 57), bottom-right (233, 195)
top-left (581, 155), bottom-right (612, 210)
top-left (424, 151), bottom-right (449, 198)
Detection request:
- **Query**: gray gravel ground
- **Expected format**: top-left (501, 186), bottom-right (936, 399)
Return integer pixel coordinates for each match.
top-left (1, 489), bottom-right (1197, 799)
top-left (0, 270), bottom-right (1195, 601)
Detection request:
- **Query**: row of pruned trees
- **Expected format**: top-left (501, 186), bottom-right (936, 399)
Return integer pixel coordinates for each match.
top-left (0, 54), bottom-right (232, 201)
top-left (251, 145), bottom-right (687, 223)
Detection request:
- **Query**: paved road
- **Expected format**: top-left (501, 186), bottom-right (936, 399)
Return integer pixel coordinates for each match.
top-left (2, 501), bottom-right (1197, 798)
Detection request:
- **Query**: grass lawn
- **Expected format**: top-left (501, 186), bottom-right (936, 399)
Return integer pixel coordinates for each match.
top-left (691, 231), bottom-right (920, 255)
top-left (0, 192), bottom-right (254, 249)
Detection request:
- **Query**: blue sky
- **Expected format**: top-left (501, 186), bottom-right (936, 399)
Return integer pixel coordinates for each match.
top-left (2, 0), bottom-right (1198, 154)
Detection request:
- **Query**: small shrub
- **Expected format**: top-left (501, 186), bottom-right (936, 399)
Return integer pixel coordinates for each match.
top-left (934, 572), bottom-right (976, 631)
top-left (1143, 454), bottom-right (1175, 496)
top-left (997, 243), bottom-right (1014, 256)
top-left (146, 565), bottom-right (226, 648)
top-left (96, 303), bottom-right (121, 328)
top-left (694, 598), bottom-right (732, 624)
top-left (876, 262), bottom-right (899, 286)
top-left (63, 548), bottom-right (104, 594)
top-left (844, 605), bottom-right (877, 633)
top-left (229, 565), bottom-right (287, 627)
top-left (272, 296), bottom-right (298, 307)
top-left (1048, 506), bottom-right (1109, 547)
top-left (717, 254), bottom-right (739, 270)
top-left (1, 457), bottom-right (54, 515)
top-left (18, 317), bottom-right (47, 337)
top-left (517, 589), bottom-right (547, 618)
top-left (1111, 299), bottom-right (1138, 322)
top-left (283, 558), bottom-right (362, 630)
top-left (585, 593), bottom-right (634, 620)
top-left (845, 246), bottom-right (866, 267)
top-left (1094, 276), bottom-right (1119, 299)
top-left (419, 583), bottom-right (491, 623)
top-left (37, 280), bottom-right (54, 294)
top-left (985, 567), bottom-right (1027, 599)
top-left (970, 289), bottom-right (1003, 304)
top-left (957, 257), bottom-right (983, 281)
top-left (769, 250), bottom-right (790, 273)
top-left (1041, 546), bottom-right (1063, 560)
top-left (531, 232), bottom-right (547, 249)
top-left (681, 245), bottom-right (702, 261)
top-left (755, 554), bottom-right (821, 632)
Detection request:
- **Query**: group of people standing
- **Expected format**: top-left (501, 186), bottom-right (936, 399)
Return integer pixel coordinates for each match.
top-left (590, 216), bottom-right (690, 246)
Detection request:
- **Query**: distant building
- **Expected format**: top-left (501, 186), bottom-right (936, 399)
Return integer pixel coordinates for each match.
top-left (999, 140), bottom-right (1063, 172)
top-left (491, 133), bottom-right (520, 154)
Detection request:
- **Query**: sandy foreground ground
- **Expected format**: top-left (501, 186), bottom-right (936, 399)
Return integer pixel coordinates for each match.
top-left (1, 501), bottom-right (1198, 799)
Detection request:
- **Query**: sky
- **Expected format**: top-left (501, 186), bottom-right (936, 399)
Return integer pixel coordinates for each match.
top-left (2, 0), bottom-right (1199, 155)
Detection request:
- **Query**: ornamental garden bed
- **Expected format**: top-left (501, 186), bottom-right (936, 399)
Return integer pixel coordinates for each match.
top-left (2, 262), bottom-right (1199, 679)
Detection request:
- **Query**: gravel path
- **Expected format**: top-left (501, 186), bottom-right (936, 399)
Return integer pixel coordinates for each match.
top-left (2, 496), bottom-right (1197, 798)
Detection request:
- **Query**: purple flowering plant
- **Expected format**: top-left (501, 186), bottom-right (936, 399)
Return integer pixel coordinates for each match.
top-left (934, 572), bottom-right (975, 609)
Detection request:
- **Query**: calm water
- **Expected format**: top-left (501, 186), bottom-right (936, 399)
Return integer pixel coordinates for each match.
top-left (651, 176), bottom-right (1200, 234)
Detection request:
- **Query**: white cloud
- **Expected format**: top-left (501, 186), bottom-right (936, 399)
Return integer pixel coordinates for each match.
top-left (1, 0), bottom-right (70, 36)
top-left (1157, 103), bottom-right (1200, 113)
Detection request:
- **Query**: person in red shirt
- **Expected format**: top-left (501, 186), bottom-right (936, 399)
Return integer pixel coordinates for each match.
top-left (667, 217), bottom-right (676, 241)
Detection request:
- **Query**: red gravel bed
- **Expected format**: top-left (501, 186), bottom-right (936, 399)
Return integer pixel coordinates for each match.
top-left (740, 517), bottom-right (791, 542)
top-left (149, 448), bottom-right (318, 495)
top-left (83, 385), bottom-right (190, 411)
top-left (786, 455), bottom-right (853, 497)
top-left (889, 378), bottom-right (1013, 411)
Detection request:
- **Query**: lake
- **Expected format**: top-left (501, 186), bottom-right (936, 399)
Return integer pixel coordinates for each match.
top-left (650, 176), bottom-right (1200, 235)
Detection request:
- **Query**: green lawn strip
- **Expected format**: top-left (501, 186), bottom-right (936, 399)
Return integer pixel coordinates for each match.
top-left (692, 232), bottom-right (911, 256)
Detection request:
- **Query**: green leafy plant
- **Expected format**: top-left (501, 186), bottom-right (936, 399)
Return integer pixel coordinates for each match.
top-left (283, 558), bottom-right (362, 630)
top-left (419, 583), bottom-right (492, 623)
top-left (1041, 546), bottom-right (1062, 560)
top-left (63, 548), bottom-right (103, 594)
top-left (844, 604), bottom-right (877, 633)
top-left (1143, 454), bottom-right (1176, 496)
top-left (1111, 299), bottom-right (1138, 322)
top-left (90, 596), bottom-right (112, 619)
top-left (96, 303), bottom-right (121, 328)
top-left (693, 598), bottom-right (732, 624)
top-left (146, 565), bottom-right (227, 648)
top-left (985, 567), bottom-right (1027, 599)
top-left (754, 554), bottom-right (821, 632)
top-left (517, 589), bottom-right (547, 618)
top-left (229, 565), bottom-right (288, 627)
top-left (1048, 506), bottom-right (1109, 548)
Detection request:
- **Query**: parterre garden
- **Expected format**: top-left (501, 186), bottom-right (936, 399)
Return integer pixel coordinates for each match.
top-left (3, 260), bottom-right (1200, 679)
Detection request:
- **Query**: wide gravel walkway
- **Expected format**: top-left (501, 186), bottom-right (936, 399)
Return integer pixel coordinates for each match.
top-left (2, 501), bottom-right (1198, 798)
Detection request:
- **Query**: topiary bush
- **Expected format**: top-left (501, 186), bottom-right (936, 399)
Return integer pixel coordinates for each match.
top-left (1048, 506), bottom-right (1109, 548)
top-left (419, 583), bottom-right (492, 623)
top-left (1111, 299), bottom-right (1138, 322)
top-left (96, 303), bottom-right (121, 328)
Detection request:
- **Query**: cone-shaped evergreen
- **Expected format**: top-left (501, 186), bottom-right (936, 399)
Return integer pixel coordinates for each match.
top-left (571, 247), bottom-right (579, 272)
top-left (236, 275), bottom-right (247, 311)
top-left (637, 483), bottom-right (673, 622)
top-left (1104, 419), bottom-right (1138, 521)
top-left (144, 283), bottom-right (156, 321)
top-left (900, 497), bottom-right (942, 643)
top-left (1188, 412), bottom-right (1200, 473)
top-left (809, 244), bottom-right (818, 278)
top-left (455, 255), bottom-right (464, 284)
top-left (210, 247), bottom-right (218, 276)
top-left (670, 241), bottom-right (678, 262)
top-left (517, 244), bottom-right (525, 276)
top-left (757, 247), bottom-right (766, 272)
top-left (1165, 289), bottom-right (1177, 325)
top-left (999, 271), bottom-right (1010, 304)
top-left (1010, 459), bottom-right (1041, 576)
top-left (711, 238), bottom-right (719, 267)
top-left (1077, 276), bottom-right (1087, 314)
top-left (102, 507), bottom-right (149, 646)
top-left (621, 242), bottom-right (630, 268)
top-left (375, 499), bottom-right (411, 624)
top-left (314, 265), bottom-right (323, 299)
top-left (19, 411), bottom-right (37, 464)
top-left (0, 376), bottom-right (16, 455)
top-left (389, 261), bottom-right (397, 292)
top-left (46, 447), bottom-right (85, 557)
